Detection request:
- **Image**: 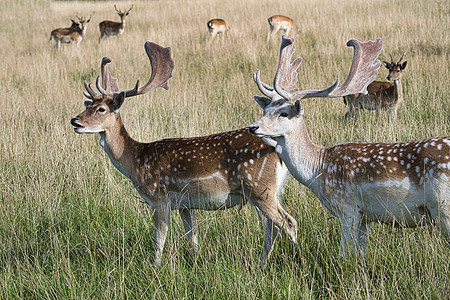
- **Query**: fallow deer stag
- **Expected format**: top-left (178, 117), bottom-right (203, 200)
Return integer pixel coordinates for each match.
top-left (267, 15), bottom-right (296, 43)
top-left (249, 36), bottom-right (449, 257)
top-left (98, 5), bottom-right (133, 41)
top-left (50, 13), bottom-right (94, 50)
top-left (343, 54), bottom-right (407, 126)
top-left (71, 41), bottom-right (297, 265)
top-left (207, 19), bottom-right (229, 44)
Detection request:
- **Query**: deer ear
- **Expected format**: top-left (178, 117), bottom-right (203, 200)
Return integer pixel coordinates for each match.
top-left (401, 61), bottom-right (407, 70)
top-left (84, 101), bottom-right (93, 108)
top-left (254, 95), bottom-right (272, 109)
top-left (112, 92), bottom-right (125, 113)
top-left (294, 100), bottom-right (303, 116)
top-left (382, 61), bottom-right (391, 69)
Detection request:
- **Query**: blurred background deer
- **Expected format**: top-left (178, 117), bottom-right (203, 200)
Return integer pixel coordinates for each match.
top-left (207, 19), bottom-right (229, 44)
top-left (343, 54), bottom-right (407, 126)
top-left (49, 13), bottom-right (94, 50)
top-left (98, 4), bottom-right (133, 41)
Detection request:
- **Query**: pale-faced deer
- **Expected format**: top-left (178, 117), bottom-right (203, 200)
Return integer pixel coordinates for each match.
top-left (98, 5), bottom-right (133, 41)
top-left (71, 41), bottom-right (297, 265)
top-left (207, 19), bottom-right (229, 43)
top-left (267, 15), bottom-right (295, 43)
top-left (343, 54), bottom-right (407, 126)
top-left (249, 36), bottom-right (449, 257)
top-left (50, 13), bottom-right (94, 50)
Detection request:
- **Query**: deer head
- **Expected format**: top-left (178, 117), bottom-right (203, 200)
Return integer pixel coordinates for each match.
top-left (383, 53), bottom-right (407, 81)
top-left (250, 36), bottom-right (382, 138)
top-left (115, 4), bottom-right (133, 21)
top-left (72, 41), bottom-right (174, 134)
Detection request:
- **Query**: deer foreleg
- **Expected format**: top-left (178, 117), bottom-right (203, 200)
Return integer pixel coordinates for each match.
top-left (375, 106), bottom-right (381, 127)
top-left (338, 207), bottom-right (361, 257)
top-left (390, 106), bottom-right (398, 123)
top-left (152, 201), bottom-right (171, 265)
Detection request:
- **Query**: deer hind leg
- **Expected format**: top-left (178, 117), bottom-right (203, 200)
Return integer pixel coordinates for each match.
top-left (428, 199), bottom-right (450, 236)
top-left (179, 208), bottom-right (199, 253)
top-left (356, 219), bottom-right (370, 254)
top-left (152, 201), bottom-right (171, 265)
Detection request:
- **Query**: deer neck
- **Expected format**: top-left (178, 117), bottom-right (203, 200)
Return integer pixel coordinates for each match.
top-left (99, 114), bottom-right (139, 179)
top-left (393, 78), bottom-right (403, 102)
top-left (274, 117), bottom-right (325, 195)
top-left (80, 26), bottom-right (87, 37)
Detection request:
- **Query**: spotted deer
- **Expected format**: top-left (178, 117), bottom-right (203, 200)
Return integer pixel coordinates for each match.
top-left (343, 54), bottom-right (407, 126)
top-left (50, 13), bottom-right (94, 50)
top-left (98, 5), bottom-right (133, 41)
top-left (249, 36), bottom-right (449, 256)
top-left (267, 15), bottom-right (296, 43)
top-left (71, 41), bottom-right (297, 265)
top-left (207, 19), bottom-right (229, 43)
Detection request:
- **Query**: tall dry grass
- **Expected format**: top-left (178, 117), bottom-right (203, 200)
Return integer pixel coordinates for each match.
top-left (0, 0), bottom-right (448, 298)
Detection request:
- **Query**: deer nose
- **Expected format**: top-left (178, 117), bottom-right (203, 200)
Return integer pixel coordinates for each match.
top-left (71, 117), bottom-right (80, 127)
top-left (248, 125), bottom-right (259, 134)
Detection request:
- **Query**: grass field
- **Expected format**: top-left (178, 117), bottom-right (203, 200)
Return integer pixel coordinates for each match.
top-left (0, 0), bottom-right (449, 298)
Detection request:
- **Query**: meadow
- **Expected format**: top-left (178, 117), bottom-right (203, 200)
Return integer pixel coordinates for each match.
top-left (0, 0), bottom-right (449, 298)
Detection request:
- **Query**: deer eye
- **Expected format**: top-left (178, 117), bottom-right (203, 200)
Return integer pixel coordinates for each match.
top-left (97, 107), bottom-right (106, 113)
top-left (280, 112), bottom-right (288, 118)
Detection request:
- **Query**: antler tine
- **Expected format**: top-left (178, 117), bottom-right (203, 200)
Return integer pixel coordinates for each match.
top-left (390, 53), bottom-right (394, 64)
top-left (83, 81), bottom-right (102, 100)
top-left (122, 41), bottom-right (175, 98)
top-left (100, 57), bottom-right (119, 94)
top-left (114, 5), bottom-right (122, 14)
top-left (326, 38), bottom-right (382, 98)
top-left (273, 36), bottom-right (303, 101)
top-left (253, 70), bottom-right (279, 99)
top-left (95, 76), bottom-right (108, 95)
top-left (272, 37), bottom-right (382, 102)
top-left (397, 52), bottom-right (406, 64)
top-left (127, 4), bottom-right (134, 13)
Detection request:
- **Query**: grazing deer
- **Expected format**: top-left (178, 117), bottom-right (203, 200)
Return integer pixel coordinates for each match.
top-left (207, 19), bottom-right (229, 43)
top-left (249, 36), bottom-right (449, 257)
top-left (267, 15), bottom-right (295, 43)
top-left (50, 13), bottom-right (94, 50)
top-left (71, 41), bottom-right (297, 265)
top-left (343, 54), bottom-right (407, 126)
top-left (98, 5), bottom-right (133, 41)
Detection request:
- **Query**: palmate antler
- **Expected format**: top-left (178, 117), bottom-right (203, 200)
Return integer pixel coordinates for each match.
top-left (83, 41), bottom-right (175, 100)
top-left (254, 36), bottom-right (383, 103)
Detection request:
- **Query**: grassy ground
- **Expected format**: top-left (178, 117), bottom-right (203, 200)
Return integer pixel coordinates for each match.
top-left (0, 0), bottom-right (449, 298)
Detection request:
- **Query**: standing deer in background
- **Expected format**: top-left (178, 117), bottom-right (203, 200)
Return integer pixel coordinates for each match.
top-left (71, 41), bottom-right (297, 266)
top-left (267, 15), bottom-right (295, 43)
top-left (249, 36), bottom-right (449, 257)
top-left (98, 5), bottom-right (133, 41)
top-left (207, 19), bottom-right (229, 44)
top-left (343, 54), bottom-right (407, 126)
top-left (50, 13), bottom-right (94, 50)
